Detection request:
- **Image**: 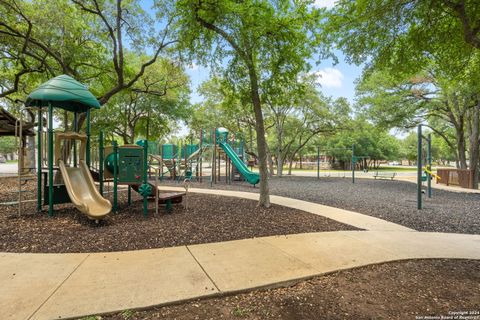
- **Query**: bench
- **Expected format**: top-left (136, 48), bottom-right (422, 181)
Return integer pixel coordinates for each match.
top-left (154, 192), bottom-right (185, 213)
top-left (373, 172), bottom-right (396, 180)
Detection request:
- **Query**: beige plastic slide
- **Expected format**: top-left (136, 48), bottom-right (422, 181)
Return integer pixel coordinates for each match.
top-left (59, 159), bottom-right (112, 220)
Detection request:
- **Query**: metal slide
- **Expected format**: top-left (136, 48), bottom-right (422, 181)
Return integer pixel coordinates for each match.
top-left (219, 142), bottom-right (260, 185)
top-left (59, 159), bottom-right (112, 219)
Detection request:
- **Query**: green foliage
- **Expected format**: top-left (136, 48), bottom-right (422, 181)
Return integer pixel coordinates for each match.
top-left (355, 70), bottom-right (429, 129)
top-left (121, 309), bottom-right (134, 319)
top-left (168, 0), bottom-right (332, 194)
top-left (319, 119), bottom-right (401, 168)
top-left (189, 77), bottom-right (251, 133)
top-left (400, 130), bottom-right (457, 165)
top-left (266, 84), bottom-right (352, 171)
top-left (78, 316), bottom-right (101, 320)
top-left (0, 0), bottom-right (177, 107)
top-left (231, 305), bottom-right (254, 317)
top-left (170, 0), bottom-right (330, 76)
top-left (91, 58), bottom-right (191, 143)
top-left (431, 134), bottom-right (456, 164)
top-left (399, 132), bottom-right (418, 163)
top-left (0, 136), bottom-right (17, 154)
top-left (326, 0), bottom-right (479, 77)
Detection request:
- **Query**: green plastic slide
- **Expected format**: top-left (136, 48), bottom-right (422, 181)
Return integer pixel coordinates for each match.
top-left (219, 142), bottom-right (260, 185)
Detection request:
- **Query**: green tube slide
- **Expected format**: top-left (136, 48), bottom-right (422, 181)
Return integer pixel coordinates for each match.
top-left (219, 142), bottom-right (260, 185)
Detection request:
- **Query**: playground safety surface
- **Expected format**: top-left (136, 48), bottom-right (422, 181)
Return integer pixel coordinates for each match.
top-left (102, 259), bottom-right (480, 320)
top-left (172, 176), bottom-right (480, 234)
top-left (0, 178), bottom-right (358, 253)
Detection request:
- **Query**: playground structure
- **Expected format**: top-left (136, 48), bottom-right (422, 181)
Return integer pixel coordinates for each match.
top-left (0, 108), bottom-right (36, 212)
top-left (3, 75), bottom-right (259, 219)
top-left (14, 75), bottom-right (188, 218)
top-left (24, 75), bottom-right (112, 220)
top-left (86, 127), bottom-right (259, 216)
top-left (97, 127), bottom-right (260, 187)
top-left (416, 125), bottom-right (441, 210)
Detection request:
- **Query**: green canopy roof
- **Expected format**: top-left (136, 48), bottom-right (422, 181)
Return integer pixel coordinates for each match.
top-left (26, 75), bottom-right (100, 112)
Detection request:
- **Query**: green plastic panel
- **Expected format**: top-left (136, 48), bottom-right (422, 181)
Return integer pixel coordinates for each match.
top-left (136, 140), bottom-right (159, 155)
top-left (181, 144), bottom-right (199, 158)
top-left (162, 144), bottom-right (177, 160)
top-left (26, 75), bottom-right (100, 112)
top-left (118, 146), bottom-right (144, 184)
top-left (216, 127), bottom-right (229, 143)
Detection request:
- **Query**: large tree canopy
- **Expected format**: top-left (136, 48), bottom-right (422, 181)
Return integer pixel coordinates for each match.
top-left (327, 0), bottom-right (479, 75)
top-left (166, 0), bottom-right (328, 206)
top-left (0, 0), bottom-right (177, 105)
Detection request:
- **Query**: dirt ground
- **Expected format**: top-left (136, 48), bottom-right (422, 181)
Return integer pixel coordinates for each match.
top-left (0, 178), bottom-right (358, 253)
top-left (94, 259), bottom-right (480, 320)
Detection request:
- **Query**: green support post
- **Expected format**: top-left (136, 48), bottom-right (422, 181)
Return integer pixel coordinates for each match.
top-left (73, 112), bottom-right (77, 167)
top-left (199, 130), bottom-right (203, 183)
top-left (128, 185), bottom-right (132, 205)
top-left (37, 108), bottom-right (42, 212)
top-left (166, 200), bottom-right (172, 213)
top-left (317, 146), bottom-right (320, 179)
top-left (212, 128), bottom-right (216, 186)
top-left (86, 109), bottom-right (91, 167)
top-left (143, 140), bottom-right (148, 217)
top-left (99, 131), bottom-right (104, 196)
top-left (48, 103), bottom-right (54, 216)
top-left (160, 144), bottom-right (163, 182)
top-left (113, 141), bottom-right (118, 213)
top-left (427, 133), bottom-right (432, 198)
top-left (352, 144), bottom-right (355, 184)
top-left (417, 125), bottom-right (422, 210)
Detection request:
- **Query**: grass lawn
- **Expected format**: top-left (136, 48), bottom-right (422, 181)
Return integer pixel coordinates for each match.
top-left (281, 166), bottom-right (418, 173)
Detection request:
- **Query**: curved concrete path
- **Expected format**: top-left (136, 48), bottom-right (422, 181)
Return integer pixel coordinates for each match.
top-left (1, 189), bottom-right (479, 320)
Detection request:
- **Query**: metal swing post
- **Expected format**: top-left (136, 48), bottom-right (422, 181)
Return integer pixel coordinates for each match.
top-left (352, 144), bottom-right (355, 184)
top-left (417, 125), bottom-right (423, 210)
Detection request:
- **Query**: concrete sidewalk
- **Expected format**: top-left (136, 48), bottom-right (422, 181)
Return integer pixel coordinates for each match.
top-left (0, 163), bottom-right (18, 177)
top-left (1, 188), bottom-right (479, 319)
top-left (1, 231), bottom-right (479, 320)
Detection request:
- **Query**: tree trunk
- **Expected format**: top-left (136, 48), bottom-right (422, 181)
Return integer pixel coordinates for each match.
top-left (266, 146), bottom-right (275, 177)
top-left (275, 120), bottom-right (284, 177)
top-left (249, 124), bottom-right (254, 151)
top-left (449, 108), bottom-right (468, 169)
top-left (456, 128), bottom-right (468, 169)
top-left (468, 101), bottom-right (480, 188)
top-left (288, 157), bottom-right (294, 175)
top-left (248, 67), bottom-right (270, 207)
top-left (276, 154), bottom-right (284, 177)
top-left (455, 119), bottom-right (467, 169)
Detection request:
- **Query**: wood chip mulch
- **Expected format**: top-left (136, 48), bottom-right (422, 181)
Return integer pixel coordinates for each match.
top-left (173, 176), bottom-right (480, 234)
top-left (0, 178), bottom-right (359, 253)
top-left (100, 259), bottom-right (480, 320)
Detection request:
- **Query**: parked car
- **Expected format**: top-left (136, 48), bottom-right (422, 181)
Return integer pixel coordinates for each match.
top-left (0, 155), bottom-right (6, 163)
top-left (388, 161), bottom-right (400, 166)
